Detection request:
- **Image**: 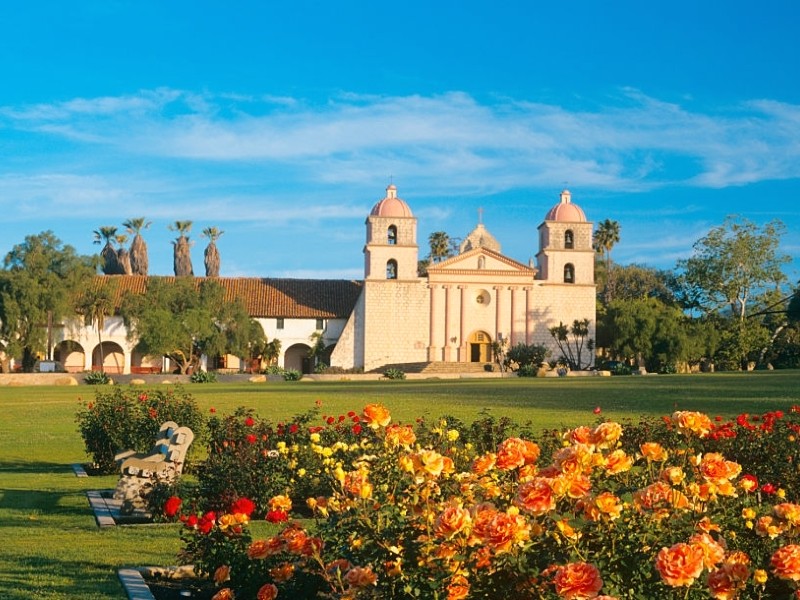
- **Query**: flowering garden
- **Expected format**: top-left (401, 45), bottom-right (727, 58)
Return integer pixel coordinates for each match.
top-left (84, 390), bottom-right (800, 600)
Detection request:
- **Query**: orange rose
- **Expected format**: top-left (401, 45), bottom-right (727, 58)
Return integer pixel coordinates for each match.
top-left (419, 449), bottom-right (445, 477)
top-left (565, 425), bottom-right (593, 445)
top-left (656, 543), bottom-right (705, 587)
top-left (363, 403), bottom-right (391, 428)
top-left (775, 503), bottom-right (800, 528)
top-left (699, 453), bottom-right (742, 485)
top-left (248, 537), bottom-right (283, 559)
top-left (213, 565), bottom-right (231, 585)
top-left (472, 452), bottom-right (496, 475)
top-left (566, 474), bottom-right (593, 499)
top-left (496, 437), bottom-right (528, 470)
top-left (756, 516), bottom-right (784, 539)
top-left (591, 421), bottom-right (622, 449)
top-left (515, 478), bottom-right (556, 516)
top-left (385, 424), bottom-right (416, 447)
top-left (269, 494), bottom-right (292, 512)
top-left (553, 444), bottom-right (594, 477)
top-left (661, 466), bottom-right (686, 485)
top-left (689, 533), bottom-right (726, 569)
top-left (553, 562), bottom-right (604, 599)
top-left (281, 525), bottom-right (309, 554)
top-left (640, 442), bottom-right (669, 462)
top-left (672, 411), bottom-right (713, 437)
top-left (475, 508), bottom-right (530, 554)
top-left (771, 544), bottom-right (800, 581)
top-left (211, 589), bottom-right (234, 600)
top-left (257, 583), bottom-right (279, 600)
top-left (446, 574), bottom-right (470, 600)
top-left (707, 553), bottom-right (750, 600)
top-left (604, 450), bottom-right (633, 475)
top-left (435, 502), bottom-right (472, 538)
top-left (594, 492), bottom-right (623, 520)
top-left (269, 562), bottom-right (295, 582)
top-left (344, 565), bottom-right (378, 588)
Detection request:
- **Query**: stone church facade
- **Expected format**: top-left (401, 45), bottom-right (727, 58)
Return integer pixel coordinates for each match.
top-left (330, 185), bottom-right (596, 371)
top-left (38, 185), bottom-right (595, 375)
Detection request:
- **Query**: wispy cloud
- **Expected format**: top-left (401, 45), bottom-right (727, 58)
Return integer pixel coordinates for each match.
top-left (3, 88), bottom-right (800, 194)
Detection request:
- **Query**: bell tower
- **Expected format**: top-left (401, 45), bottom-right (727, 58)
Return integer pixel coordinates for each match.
top-left (364, 184), bottom-right (419, 280)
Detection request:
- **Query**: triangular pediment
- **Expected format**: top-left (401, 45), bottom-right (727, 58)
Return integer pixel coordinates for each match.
top-left (427, 247), bottom-right (535, 275)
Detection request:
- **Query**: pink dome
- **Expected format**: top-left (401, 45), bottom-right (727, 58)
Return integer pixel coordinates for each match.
top-left (370, 184), bottom-right (413, 218)
top-left (545, 190), bottom-right (587, 222)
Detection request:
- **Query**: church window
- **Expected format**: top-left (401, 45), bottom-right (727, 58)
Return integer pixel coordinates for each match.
top-left (564, 263), bottom-right (575, 284)
top-left (316, 318), bottom-right (324, 330)
top-left (564, 230), bottom-right (574, 249)
top-left (386, 259), bottom-right (398, 280)
top-left (277, 318), bottom-right (285, 329)
top-left (387, 225), bottom-right (397, 245)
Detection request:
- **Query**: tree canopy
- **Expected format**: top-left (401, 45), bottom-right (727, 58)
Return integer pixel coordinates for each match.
top-left (120, 277), bottom-right (262, 374)
top-left (677, 216), bottom-right (790, 320)
top-left (0, 231), bottom-right (96, 371)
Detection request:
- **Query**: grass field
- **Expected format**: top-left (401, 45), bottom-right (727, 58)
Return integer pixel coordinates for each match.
top-left (1, 371), bottom-right (799, 599)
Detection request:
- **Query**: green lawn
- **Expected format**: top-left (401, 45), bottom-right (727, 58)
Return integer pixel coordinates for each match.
top-left (1, 371), bottom-right (799, 599)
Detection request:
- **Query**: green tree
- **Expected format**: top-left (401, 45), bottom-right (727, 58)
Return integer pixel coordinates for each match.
top-left (169, 220), bottom-right (194, 277)
top-left (75, 282), bottom-right (116, 372)
top-left (503, 342), bottom-right (550, 372)
top-left (93, 225), bottom-right (120, 275)
top-left (0, 232), bottom-right (95, 371)
top-left (548, 318), bottom-right (594, 370)
top-left (120, 277), bottom-right (258, 374)
top-left (123, 217), bottom-right (151, 276)
top-left (592, 219), bottom-right (620, 300)
top-left (677, 216), bottom-right (790, 320)
top-left (202, 226), bottom-right (224, 277)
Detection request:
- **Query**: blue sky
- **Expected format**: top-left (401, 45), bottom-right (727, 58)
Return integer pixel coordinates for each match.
top-left (1, 1), bottom-right (798, 282)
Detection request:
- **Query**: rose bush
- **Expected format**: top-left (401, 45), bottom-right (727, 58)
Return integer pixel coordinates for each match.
top-left (164, 404), bottom-right (800, 599)
top-left (76, 385), bottom-right (206, 473)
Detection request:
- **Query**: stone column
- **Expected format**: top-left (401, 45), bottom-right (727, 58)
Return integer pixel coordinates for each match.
top-left (508, 286), bottom-right (518, 345)
top-left (458, 285), bottom-right (467, 362)
top-left (443, 285), bottom-right (452, 361)
top-left (524, 286), bottom-right (533, 345)
top-left (427, 285), bottom-right (439, 361)
top-left (494, 286), bottom-right (503, 342)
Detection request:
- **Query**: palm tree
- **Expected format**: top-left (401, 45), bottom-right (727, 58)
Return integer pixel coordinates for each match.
top-left (123, 217), bottom-right (151, 276)
top-left (593, 219), bottom-right (621, 301)
top-left (202, 226), bottom-right (224, 277)
top-left (115, 234), bottom-right (132, 275)
top-left (77, 285), bottom-right (114, 372)
top-left (93, 226), bottom-right (120, 274)
top-left (428, 231), bottom-right (453, 264)
top-left (169, 220), bottom-right (194, 276)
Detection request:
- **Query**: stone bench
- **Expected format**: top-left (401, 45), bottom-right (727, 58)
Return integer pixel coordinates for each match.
top-left (113, 421), bottom-right (194, 515)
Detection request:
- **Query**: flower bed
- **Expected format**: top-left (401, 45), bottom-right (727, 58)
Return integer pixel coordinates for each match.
top-left (155, 403), bottom-right (800, 599)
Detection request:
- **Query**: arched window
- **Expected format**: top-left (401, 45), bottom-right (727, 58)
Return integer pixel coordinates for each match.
top-left (564, 263), bottom-right (575, 283)
top-left (387, 225), bottom-right (397, 245)
top-left (477, 256), bottom-right (486, 269)
top-left (386, 259), bottom-right (398, 280)
top-left (564, 230), bottom-right (574, 249)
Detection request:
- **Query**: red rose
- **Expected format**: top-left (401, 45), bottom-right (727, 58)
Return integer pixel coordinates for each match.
top-left (244, 416), bottom-right (255, 426)
top-left (231, 497), bottom-right (256, 517)
top-left (163, 496), bottom-right (182, 518)
top-left (266, 509), bottom-right (289, 523)
top-left (246, 434), bottom-right (257, 444)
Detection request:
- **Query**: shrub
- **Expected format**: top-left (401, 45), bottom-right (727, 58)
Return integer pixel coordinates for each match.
top-left (83, 370), bottom-right (111, 385)
top-left (190, 370), bottom-right (218, 383)
top-left (282, 369), bottom-right (302, 381)
top-left (382, 367), bottom-right (406, 380)
top-left (517, 364), bottom-right (538, 377)
top-left (76, 385), bottom-right (206, 473)
top-left (261, 365), bottom-right (284, 375)
top-left (175, 404), bottom-right (800, 599)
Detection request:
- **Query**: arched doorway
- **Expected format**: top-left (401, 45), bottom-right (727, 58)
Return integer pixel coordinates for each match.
top-left (284, 343), bottom-right (312, 374)
top-left (131, 344), bottom-right (163, 374)
top-left (92, 342), bottom-right (125, 374)
top-left (468, 331), bottom-right (492, 363)
top-left (54, 340), bottom-right (85, 373)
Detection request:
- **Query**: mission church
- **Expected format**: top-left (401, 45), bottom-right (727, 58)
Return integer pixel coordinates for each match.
top-left (50, 185), bottom-right (596, 375)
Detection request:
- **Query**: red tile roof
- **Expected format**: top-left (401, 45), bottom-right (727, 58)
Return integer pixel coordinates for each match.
top-left (92, 275), bottom-right (363, 319)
